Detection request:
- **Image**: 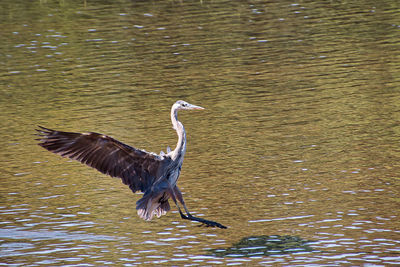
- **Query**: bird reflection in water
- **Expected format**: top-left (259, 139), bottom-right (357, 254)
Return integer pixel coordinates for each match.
top-left (209, 235), bottom-right (314, 257)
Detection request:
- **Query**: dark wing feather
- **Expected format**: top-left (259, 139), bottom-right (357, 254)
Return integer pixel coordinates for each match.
top-left (36, 126), bottom-right (171, 193)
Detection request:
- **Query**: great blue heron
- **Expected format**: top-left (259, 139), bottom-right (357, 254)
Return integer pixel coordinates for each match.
top-left (36, 100), bottom-right (226, 229)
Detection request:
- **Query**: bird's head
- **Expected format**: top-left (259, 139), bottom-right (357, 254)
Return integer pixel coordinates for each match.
top-left (174, 100), bottom-right (204, 111)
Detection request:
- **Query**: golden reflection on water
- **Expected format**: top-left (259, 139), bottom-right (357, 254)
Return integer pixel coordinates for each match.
top-left (1, 0), bottom-right (400, 265)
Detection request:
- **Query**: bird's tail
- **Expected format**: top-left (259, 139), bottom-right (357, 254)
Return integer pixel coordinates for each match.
top-left (136, 191), bottom-right (170, 221)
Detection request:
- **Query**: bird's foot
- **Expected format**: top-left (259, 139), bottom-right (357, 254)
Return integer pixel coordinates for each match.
top-left (179, 211), bottom-right (227, 229)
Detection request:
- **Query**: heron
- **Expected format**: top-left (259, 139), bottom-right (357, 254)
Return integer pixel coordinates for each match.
top-left (36, 100), bottom-right (226, 229)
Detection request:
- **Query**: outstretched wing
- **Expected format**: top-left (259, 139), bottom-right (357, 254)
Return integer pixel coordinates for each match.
top-left (36, 126), bottom-right (171, 193)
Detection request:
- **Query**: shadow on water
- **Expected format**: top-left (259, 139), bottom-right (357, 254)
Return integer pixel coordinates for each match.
top-left (208, 235), bottom-right (314, 257)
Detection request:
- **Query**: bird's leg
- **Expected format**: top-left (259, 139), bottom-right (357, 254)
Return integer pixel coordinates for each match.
top-left (172, 186), bottom-right (227, 229)
top-left (173, 186), bottom-right (192, 217)
top-left (168, 189), bottom-right (187, 219)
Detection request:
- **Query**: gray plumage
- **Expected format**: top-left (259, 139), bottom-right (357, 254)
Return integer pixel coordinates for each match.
top-left (36, 100), bottom-right (226, 228)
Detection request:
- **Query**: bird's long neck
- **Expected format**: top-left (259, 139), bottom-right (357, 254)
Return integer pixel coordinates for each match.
top-left (171, 107), bottom-right (186, 161)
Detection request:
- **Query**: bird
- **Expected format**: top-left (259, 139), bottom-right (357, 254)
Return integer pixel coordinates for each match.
top-left (36, 100), bottom-right (226, 229)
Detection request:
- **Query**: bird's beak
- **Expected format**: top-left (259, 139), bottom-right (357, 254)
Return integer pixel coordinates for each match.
top-left (189, 104), bottom-right (204, 110)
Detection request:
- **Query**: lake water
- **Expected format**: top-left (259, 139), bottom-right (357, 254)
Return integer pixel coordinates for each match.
top-left (1, 0), bottom-right (400, 265)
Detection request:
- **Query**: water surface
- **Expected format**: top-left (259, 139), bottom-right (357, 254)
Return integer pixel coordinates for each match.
top-left (1, 0), bottom-right (400, 265)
